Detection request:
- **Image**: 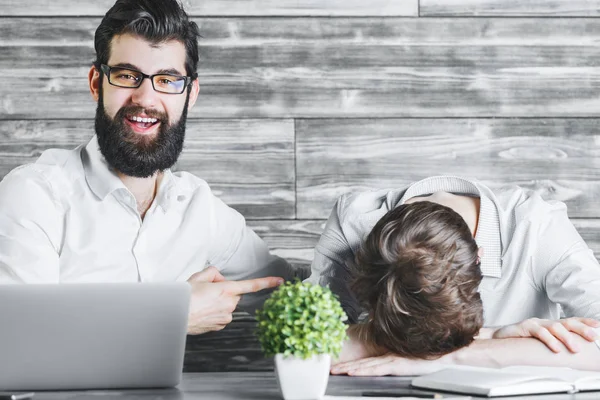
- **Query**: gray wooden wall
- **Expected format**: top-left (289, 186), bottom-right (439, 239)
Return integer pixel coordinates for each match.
top-left (2, 0), bottom-right (600, 371)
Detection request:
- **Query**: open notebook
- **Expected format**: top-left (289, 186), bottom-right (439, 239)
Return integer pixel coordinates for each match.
top-left (411, 366), bottom-right (600, 397)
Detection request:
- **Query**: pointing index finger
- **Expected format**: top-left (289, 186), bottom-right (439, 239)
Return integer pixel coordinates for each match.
top-left (225, 276), bottom-right (284, 295)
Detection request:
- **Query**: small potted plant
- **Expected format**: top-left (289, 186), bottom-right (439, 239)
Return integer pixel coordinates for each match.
top-left (256, 281), bottom-right (348, 400)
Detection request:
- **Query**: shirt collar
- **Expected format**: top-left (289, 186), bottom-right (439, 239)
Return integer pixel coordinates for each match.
top-left (82, 136), bottom-right (126, 200)
top-left (154, 169), bottom-right (185, 213)
top-left (82, 136), bottom-right (184, 212)
top-left (398, 176), bottom-right (503, 278)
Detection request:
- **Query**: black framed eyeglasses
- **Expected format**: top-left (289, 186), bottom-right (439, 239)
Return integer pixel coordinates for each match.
top-left (100, 64), bottom-right (194, 94)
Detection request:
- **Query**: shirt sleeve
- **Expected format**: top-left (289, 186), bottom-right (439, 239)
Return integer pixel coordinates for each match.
top-left (536, 202), bottom-right (600, 319)
top-left (206, 193), bottom-right (295, 314)
top-left (304, 196), bottom-right (363, 323)
top-left (0, 166), bottom-right (62, 283)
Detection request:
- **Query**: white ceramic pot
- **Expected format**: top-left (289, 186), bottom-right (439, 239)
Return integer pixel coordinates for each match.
top-left (274, 353), bottom-right (331, 400)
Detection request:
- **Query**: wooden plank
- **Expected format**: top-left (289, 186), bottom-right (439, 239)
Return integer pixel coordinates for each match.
top-left (247, 220), bottom-right (325, 272)
top-left (0, 0), bottom-right (417, 16)
top-left (4, 18), bottom-right (600, 118)
top-left (184, 319), bottom-right (270, 372)
top-left (296, 118), bottom-right (600, 219)
top-left (8, 17), bottom-right (600, 47)
top-left (573, 219), bottom-right (600, 261)
top-left (0, 119), bottom-right (295, 219)
top-left (175, 119), bottom-right (294, 185)
top-left (421, 1), bottom-right (600, 16)
top-left (209, 183), bottom-right (295, 221)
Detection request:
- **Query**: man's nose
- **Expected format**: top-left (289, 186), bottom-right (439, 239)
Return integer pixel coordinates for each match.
top-left (130, 78), bottom-right (157, 109)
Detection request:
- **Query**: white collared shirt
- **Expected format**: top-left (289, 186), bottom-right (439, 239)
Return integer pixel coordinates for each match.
top-left (0, 137), bottom-right (292, 307)
top-left (306, 176), bottom-right (600, 326)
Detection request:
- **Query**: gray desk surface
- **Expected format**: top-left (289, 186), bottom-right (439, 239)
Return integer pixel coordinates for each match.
top-left (24, 372), bottom-right (600, 400)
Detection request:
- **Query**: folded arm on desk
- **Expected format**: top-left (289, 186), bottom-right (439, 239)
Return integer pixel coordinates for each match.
top-left (331, 322), bottom-right (600, 376)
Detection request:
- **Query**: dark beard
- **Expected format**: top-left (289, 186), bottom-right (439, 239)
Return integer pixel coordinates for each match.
top-left (94, 89), bottom-right (189, 178)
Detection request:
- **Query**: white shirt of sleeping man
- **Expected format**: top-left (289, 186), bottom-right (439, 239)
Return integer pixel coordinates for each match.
top-left (306, 176), bottom-right (600, 328)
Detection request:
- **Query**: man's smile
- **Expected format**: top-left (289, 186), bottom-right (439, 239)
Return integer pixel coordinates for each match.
top-left (124, 114), bottom-right (161, 134)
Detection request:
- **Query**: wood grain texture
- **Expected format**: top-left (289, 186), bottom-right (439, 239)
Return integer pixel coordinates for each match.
top-left (572, 219), bottom-right (600, 261)
top-left (421, 0), bottom-right (600, 16)
top-left (184, 316), bottom-right (269, 372)
top-left (0, 0), bottom-right (417, 17)
top-left (296, 118), bottom-right (600, 219)
top-left (8, 17), bottom-right (600, 48)
top-left (0, 119), bottom-right (295, 219)
top-left (4, 18), bottom-right (600, 118)
top-left (247, 220), bottom-right (325, 271)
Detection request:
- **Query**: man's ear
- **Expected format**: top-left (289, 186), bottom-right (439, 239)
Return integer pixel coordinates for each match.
top-left (187, 78), bottom-right (200, 110)
top-left (477, 247), bottom-right (485, 264)
top-left (88, 65), bottom-right (101, 102)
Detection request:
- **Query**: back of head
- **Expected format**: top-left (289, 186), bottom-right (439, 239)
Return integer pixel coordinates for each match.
top-left (350, 201), bottom-right (483, 359)
top-left (94, 0), bottom-right (200, 76)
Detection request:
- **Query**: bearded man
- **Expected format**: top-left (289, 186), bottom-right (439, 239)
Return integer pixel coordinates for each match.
top-left (0, 0), bottom-right (293, 335)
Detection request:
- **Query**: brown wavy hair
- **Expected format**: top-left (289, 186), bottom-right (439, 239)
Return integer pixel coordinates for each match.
top-left (350, 201), bottom-right (483, 359)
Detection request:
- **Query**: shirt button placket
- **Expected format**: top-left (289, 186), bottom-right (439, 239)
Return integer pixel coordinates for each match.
top-left (127, 194), bottom-right (143, 282)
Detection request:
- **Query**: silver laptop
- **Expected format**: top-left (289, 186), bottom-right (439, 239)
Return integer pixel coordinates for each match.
top-left (0, 282), bottom-right (191, 391)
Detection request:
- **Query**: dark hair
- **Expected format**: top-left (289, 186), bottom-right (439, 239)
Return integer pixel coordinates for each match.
top-left (93, 0), bottom-right (200, 77)
top-left (350, 201), bottom-right (483, 359)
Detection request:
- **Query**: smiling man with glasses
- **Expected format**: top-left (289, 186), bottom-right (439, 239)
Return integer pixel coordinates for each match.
top-left (0, 0), bottom-right (294, 335)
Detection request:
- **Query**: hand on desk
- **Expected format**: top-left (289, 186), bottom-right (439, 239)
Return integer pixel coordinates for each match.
top-left (331, 353), bottom-right (447, 377)
top-left (186, 266), bottom-right (284, 335)
top-left (331, 325), bottom-right (446, 376)
top-left (479, 317), bottom-right (600, 353)
top-left (332, 318), bottom-right (600, 376)
top-left (332, 325), bottom-right (382, 364)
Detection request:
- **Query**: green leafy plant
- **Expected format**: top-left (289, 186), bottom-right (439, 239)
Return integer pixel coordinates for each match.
top-left (256, 281), bottom-right (348, 359)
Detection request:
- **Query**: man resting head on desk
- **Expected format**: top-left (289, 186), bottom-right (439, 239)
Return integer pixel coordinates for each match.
top-left (306, 176), bottom-right (600, 376)
top-left (0, 0), bottom-right (294, 333)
